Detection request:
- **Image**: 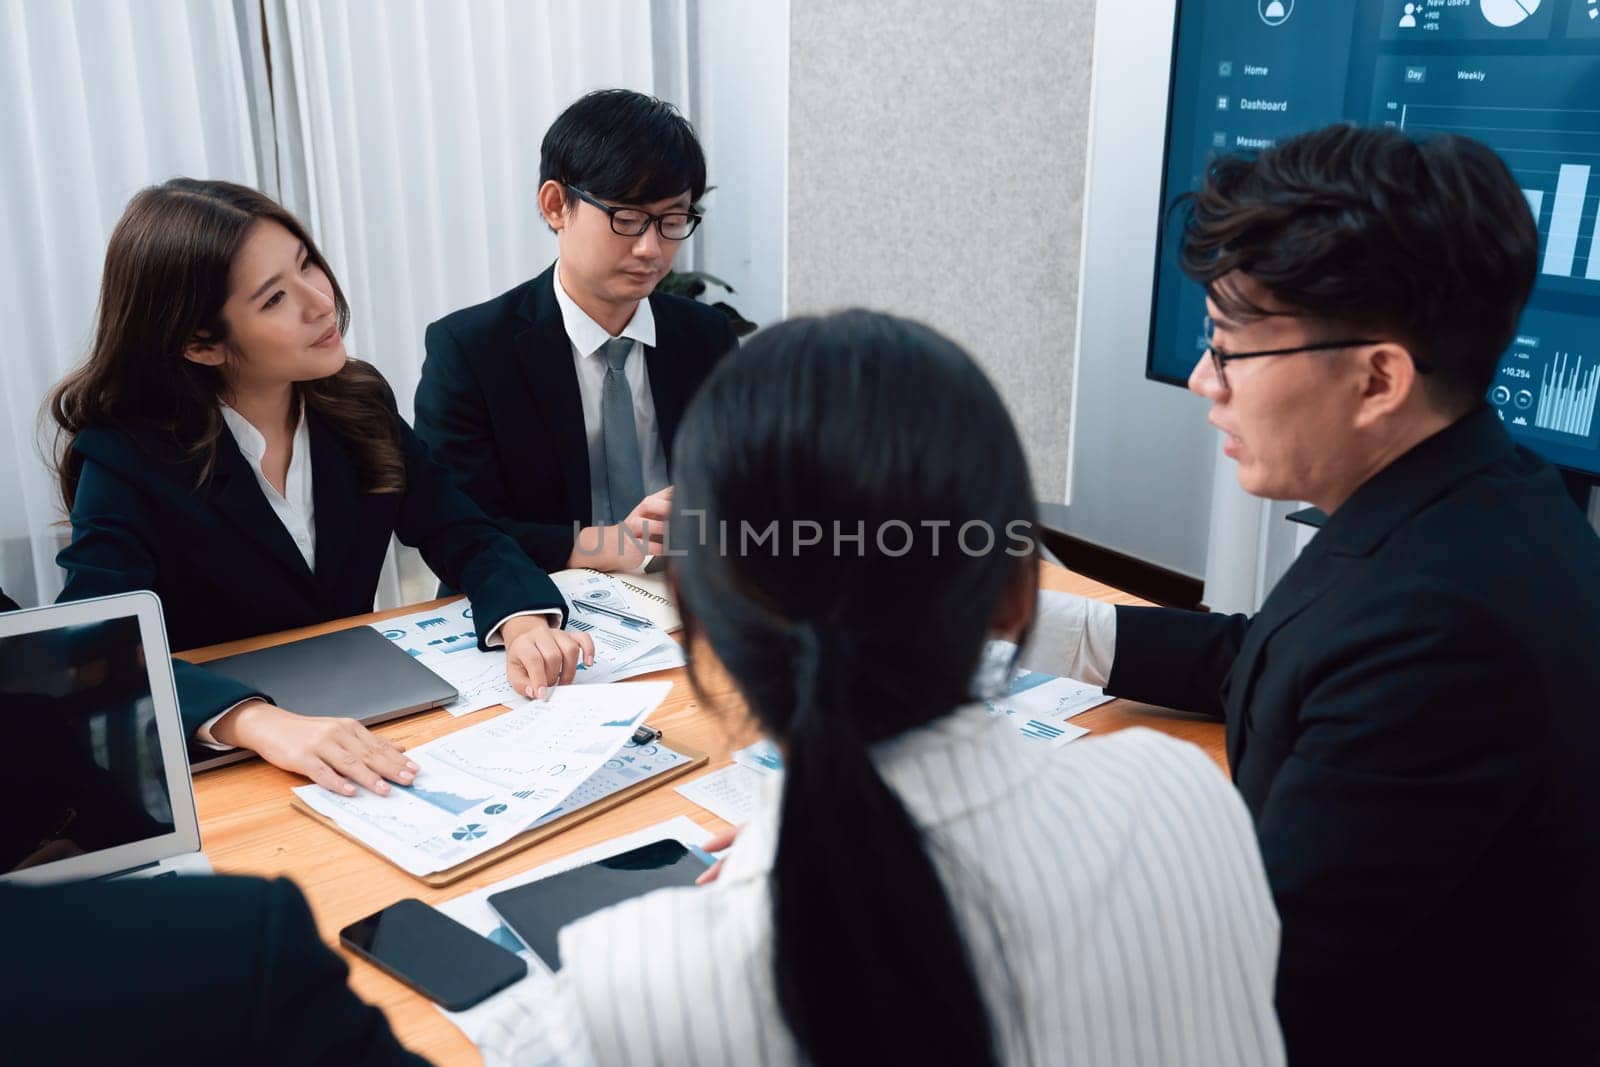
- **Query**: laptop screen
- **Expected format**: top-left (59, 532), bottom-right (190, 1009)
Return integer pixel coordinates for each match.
top-left (0, 615), bottom-right (177, 875)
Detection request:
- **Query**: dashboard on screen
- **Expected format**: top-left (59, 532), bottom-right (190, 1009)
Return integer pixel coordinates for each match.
top-left (1149, 0), bottom-right (1600, 478)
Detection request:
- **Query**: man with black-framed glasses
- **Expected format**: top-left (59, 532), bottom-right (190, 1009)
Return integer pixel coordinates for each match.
top-left (416, 89), bottom-right (738, 573)
top-left (1037, 124), bottom-right (1600, 1066)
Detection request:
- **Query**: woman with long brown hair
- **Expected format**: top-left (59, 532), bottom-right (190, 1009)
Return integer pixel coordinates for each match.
top-left (49, 179), bottom-right (593, 794)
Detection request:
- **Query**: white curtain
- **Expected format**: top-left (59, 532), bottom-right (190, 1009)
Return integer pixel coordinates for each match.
top-left (0, 0), bottom-right (262, 607)
top-left (0, 0), bottom-right (694, 610)
top-left (261, 0), bottom-right (689, 604)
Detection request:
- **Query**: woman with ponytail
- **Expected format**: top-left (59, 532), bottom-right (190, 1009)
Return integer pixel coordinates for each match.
top-left (483, 311), bottom-right (1284, 1065)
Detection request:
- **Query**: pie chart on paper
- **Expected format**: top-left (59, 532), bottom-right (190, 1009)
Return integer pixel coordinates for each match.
top-left (1480, 0), bottom-right (1541, 28)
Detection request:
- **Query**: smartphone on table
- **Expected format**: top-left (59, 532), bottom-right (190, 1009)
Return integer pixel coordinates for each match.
top-left (340, 897), bottom-right (527, 1011)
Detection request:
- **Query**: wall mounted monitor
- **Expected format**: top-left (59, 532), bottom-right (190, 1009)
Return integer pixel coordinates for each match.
top-left (1148, 0), bottom-right (1600, 478)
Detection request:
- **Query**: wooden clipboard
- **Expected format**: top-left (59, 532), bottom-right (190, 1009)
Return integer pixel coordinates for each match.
top-left (290, 742), bottom-right (708, 887)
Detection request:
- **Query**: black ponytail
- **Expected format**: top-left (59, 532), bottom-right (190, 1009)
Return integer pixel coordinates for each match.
top-left (672, 310), bottom-right (1038, 1066)
top-left (773, 622), bottom-right (996, 1063)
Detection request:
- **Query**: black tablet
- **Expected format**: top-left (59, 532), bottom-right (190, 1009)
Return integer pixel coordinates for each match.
top-left (487, 838), bottom-right (711, 969)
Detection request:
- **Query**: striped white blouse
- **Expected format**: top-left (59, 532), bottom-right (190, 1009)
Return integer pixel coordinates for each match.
top-left (481, 600), bottom-right (1285, 1066)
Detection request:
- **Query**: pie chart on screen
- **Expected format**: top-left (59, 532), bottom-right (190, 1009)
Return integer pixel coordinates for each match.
top-left (1481, 0), bottom-right (1541, 27)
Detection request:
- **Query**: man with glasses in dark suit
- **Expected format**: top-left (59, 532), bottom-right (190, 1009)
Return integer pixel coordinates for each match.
top-left (416, 89), bottom-right (739, 576)
top-left (1043, 124), bottom-right (1600, 1067)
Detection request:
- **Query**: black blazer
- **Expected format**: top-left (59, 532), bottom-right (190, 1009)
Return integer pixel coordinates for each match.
top-left (414, 263), bottom-right (739, 570)
top-left (56, 392), bottom-right (565, 737)
top-left (1107, 408), bottom-right (1600, 1067)
top-left (0, 588), bottom-right (16, 612)
top-left (0, 876), bottom-right (426, 1065)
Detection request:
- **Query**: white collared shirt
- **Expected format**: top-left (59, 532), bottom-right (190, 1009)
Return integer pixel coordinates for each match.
top-left (480, 594), bottom-right (1282, 1067)
top-left (196, 404), bottom-right (555, 748)
top-left (220, 403), bottom-right (316, 570)
top-left (552, 261), bottom-right (671, 524)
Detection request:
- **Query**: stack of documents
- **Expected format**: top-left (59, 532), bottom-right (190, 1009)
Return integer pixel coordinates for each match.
top-left (293, 681), bottom-right (672, 877)
top-left (553, 572), bottom-right (684, 682)
top-left (372, 579), bottom-right (684, 718)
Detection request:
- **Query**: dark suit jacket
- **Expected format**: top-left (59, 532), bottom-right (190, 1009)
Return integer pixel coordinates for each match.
top-left (414, 263), bottom-right (739, 571)
top-left (55, 391), bottom-right (565, 738)
top-left (0, 589), bottom-right (16, 612)
top-left (0, 876), bottom-right (427, 1065)
top-left (1107, 408), bottom-right (1600, 1066)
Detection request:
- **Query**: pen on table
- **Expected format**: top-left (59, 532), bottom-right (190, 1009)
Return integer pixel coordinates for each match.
top-left (572, 600), bottom-right (653, 628)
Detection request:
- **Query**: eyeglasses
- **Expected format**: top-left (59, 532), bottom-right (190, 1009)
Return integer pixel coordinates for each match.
top-left (1201, 315), bottom-right (1411, 390)
top-left (567, 185), bottom-right (702, 241)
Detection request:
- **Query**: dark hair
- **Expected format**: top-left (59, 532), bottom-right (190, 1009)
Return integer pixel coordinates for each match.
top-left (671, 310), bottom-right (1038, 1066)
top-left (48, 179), bottom-right (405, 509)
top-left (1177, 124), bottom-right (1538, 409)
top-left (539, 89), bottom-right (707, 210)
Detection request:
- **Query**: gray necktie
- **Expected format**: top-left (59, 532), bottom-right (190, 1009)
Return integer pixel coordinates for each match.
top-left (600, 337), bottom-right (645, 524)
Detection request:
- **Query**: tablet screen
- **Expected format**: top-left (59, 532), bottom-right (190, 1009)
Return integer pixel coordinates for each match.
top-left (488, 838), bottom-right (709, 969)
top-left (0, 615), bottom-right (174, 876)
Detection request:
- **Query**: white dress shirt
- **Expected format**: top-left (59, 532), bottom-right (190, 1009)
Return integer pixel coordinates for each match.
top-left (1019, 589), bottom-right (1119, 685)
top-left (479, 593), bottom-right (1283, 1067)
top-left (220, 403), bottom-right (316, 570)
top-left (195, 404), bottom-right (553, 747)
top-left (552, 261), bottom-right (671, 524)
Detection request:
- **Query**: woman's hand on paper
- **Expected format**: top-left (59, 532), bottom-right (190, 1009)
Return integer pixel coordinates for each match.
top-left (503, 615), bottom-right (596, 700)
top-left (211, 699), bottom-right (419, 796)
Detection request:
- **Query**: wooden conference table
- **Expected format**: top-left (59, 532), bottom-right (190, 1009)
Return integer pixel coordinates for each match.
top-left (182, 563), bottom-right (1224, 1065)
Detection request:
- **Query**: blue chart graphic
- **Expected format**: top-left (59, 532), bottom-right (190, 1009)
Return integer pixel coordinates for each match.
top-left (1535, 353), bottom-right (1599, 437)
top-left (483, 803), bottom-right (508, 815)
top-left (738, 741), bottom-right (784, 772)
top-left (427, 633), bottom-right (476, 653)
top-left (452, 824), bottom-right (488, 841)
top-left (416, 616), bottom-right (449, 630)
top-left (1003, 670), bottom-right (1054, 697)
top-left (1020, 719), bottom-right (1066, 742)
top-left (401, 783), bottom-right (493, 815)
top-left (601, 717), bottom-right (637, 729)
top-left (488, 924), bottom-right (525, 953)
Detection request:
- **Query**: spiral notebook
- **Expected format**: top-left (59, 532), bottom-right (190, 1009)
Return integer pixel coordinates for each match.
top-left (553, 568), bottom-right (681, 633)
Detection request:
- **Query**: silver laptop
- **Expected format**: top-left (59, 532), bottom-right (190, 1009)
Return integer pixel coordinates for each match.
top-left (0, 591), bottom-right (210, 884)
top-left (190, 624), bottom-right (459, 771)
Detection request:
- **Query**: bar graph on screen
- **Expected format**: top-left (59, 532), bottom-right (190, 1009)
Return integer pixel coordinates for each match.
top-left (1534, 353), bottom-right (1599, 438)
top-left (1398, 103), bottom-right (1600, 290)
top-left (1536, 164), bottom-right (1599, 281)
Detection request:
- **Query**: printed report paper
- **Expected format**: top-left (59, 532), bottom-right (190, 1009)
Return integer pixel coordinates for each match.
top-left (294, 681), bottom-right (672, 876)
top-left (372, 601), bottom-right (683, 717)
